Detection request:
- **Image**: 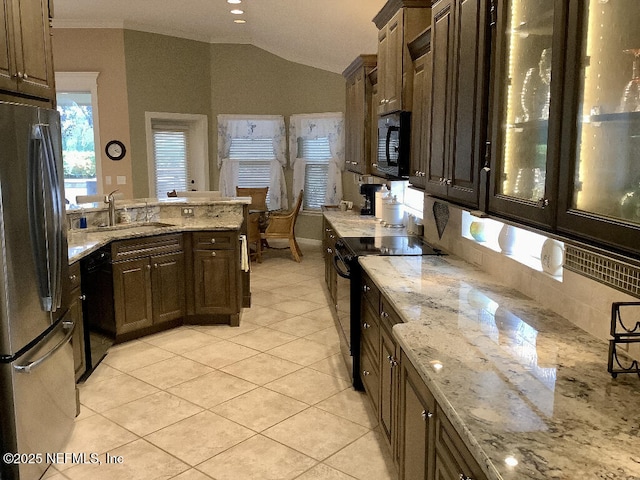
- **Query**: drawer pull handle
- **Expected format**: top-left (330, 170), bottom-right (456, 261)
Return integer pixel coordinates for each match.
top-left (211, 251), bottom-right (217, 257)
top-left (421, 410), bottom-right (433, 421)
top-left (362, 370), bottom-right (370, 376)
top-left (363, 322), bottom-right (370, 330)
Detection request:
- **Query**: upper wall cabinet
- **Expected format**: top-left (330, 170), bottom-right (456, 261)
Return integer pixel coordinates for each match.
top-left (556, 0), bottom-right (640, 256)
top-left (408, 28), bottom-right (431, 188)
top-left (0, 0), bottom-right (55, 104)
top-left (374, 0), bottom-right (431, 116)
top-left (424, 0), bottom-right (491, 208)
top-left (343, 55), bottom-right (378, 175)
top-left (487, 0), bottom-right (566, 228)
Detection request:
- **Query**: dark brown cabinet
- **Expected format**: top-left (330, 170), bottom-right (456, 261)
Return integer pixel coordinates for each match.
top-left (0, 0), bottom-right (55, 103)
top-left (425, 0), bottom-right (490, 208)
top-left (343, 55), bottom-right (377, 175)
top-left (111, 234), bottom-right (185, 338)
top-left (190, 231), bottom-right (240, 325)
top-left (374, 0), bottom-right (431, 115)
top-left (408, 28), bottom-right (431, 188)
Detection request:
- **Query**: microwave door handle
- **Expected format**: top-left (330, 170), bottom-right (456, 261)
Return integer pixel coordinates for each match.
top-left (386, 126), bottom-right (399, 166)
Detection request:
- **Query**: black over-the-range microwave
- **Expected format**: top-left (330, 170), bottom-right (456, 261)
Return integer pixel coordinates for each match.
top-left (376, 111), bottom-right (411, 179)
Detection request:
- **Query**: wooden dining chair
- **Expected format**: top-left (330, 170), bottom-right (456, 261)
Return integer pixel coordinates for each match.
top-left (235, 187), bottom-right (268, 212)
top-left (246, 212), bottom-right (262, 262)
top-left (263, 190), bottom-right (304, 262)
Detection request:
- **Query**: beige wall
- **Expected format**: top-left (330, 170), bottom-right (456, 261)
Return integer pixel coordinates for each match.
top-left (209, 44), bottom-right (345, 240)
top-left (123, 31), bottom-right (212, 198)
top-left (52, 30), bottom-right (347, 240)
top-left (52, 29), bottom-right (134, 198)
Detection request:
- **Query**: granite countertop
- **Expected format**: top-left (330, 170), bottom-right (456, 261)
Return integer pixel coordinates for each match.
top-left (66, 196), bottom-right (251, 212)
top-left (323, 210), bottom-right (411, 237)
top-left (68, 213), bottom-right (244, 264)
top-left (359, 255), bottom-right (640, 480)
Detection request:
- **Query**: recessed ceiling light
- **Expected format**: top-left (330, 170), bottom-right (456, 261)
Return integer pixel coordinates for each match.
top-left (227, 0), bottom-right (241, 3)
top-left (234, 19), bottom-right (246, 24)
top-left (230, 9), bottom-right (244, 14)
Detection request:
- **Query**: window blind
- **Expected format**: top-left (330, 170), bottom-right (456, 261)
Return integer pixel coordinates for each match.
top-left (152, 124), bottom-right (190, 196)
top-left (229, 138), bottom-right (275, 201)
top-left (299, 137), bottom-right (331, 210)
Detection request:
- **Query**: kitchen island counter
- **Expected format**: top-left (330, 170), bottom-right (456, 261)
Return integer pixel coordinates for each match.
top-left (359, 254), bottom-right (640, 479)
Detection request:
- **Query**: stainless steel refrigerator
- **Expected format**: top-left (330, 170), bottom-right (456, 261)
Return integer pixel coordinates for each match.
top-left (0, 101), bottom-right (76, 480)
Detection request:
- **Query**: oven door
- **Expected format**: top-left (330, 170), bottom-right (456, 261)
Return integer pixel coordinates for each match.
top-left (332, 253), bottom-right (352, 375)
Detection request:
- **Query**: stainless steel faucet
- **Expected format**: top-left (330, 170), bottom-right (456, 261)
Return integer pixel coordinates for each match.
top-left (105, 189), bottom-right (120, 226)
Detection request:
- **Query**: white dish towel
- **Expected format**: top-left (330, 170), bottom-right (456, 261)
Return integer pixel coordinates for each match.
top-left (240, 234), bottom-right (250, 272)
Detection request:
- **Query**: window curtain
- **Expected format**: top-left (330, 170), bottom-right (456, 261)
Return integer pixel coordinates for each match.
top-left (289, 112), bottom-right (344, 206)
top-left (217, 114), bottom-right (288, 210)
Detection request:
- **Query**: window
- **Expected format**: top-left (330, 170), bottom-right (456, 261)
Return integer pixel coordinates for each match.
top-left (299, 136), bottom-right (331, 210)
top-left (229, 137), bottom-right (274, 203)
top-left (55, 72), bottom-right (101, 204)
top-left (145, 112), bottom-right (209, 197)
top-left (152, 123), bottom-right (191, 195)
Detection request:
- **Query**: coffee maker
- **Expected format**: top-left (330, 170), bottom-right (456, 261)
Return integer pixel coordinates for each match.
top-left (360, 184), bottom-right (383, 216)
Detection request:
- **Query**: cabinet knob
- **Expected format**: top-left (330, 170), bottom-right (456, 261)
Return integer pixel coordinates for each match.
top-left (363, 322), bottom-right (370, 329)
top-left (23, 72), bottom-right (28, 79)
top-left (536, 198), bottom-right (549, 208)
top-left (372, 163), bottom-right (378, 168)
top-left (362, 370), bottom-right (370, 376)
top-left (154, 263), bottom-right (159, 268)
top-left (210, 238), bottom-right (216, 243)
top-left (387, 355), bottom-right (397, 367)
top-left (421, 410), bottom-right (433, 421)
top-left (363, 285), bottom-right (371, 293)
top-left (458, 475), bottom-right (473, 480)
top-left (146, 264), bottom-right (151, 270)
top-left (381, 311), bottom-right (389, 319)
top-left (327, 248), bottom-right (333, 254)
top-left (211, 251), bottom-right (217, 257)
top-left (446, 179), bottom-right (452, 185)
top-left (69, 274), bottom-right (77, 282)
top-left (79, 294), bottom-right (86, 301)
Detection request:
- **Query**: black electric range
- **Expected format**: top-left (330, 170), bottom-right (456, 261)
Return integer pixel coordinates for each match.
top-left (331, 235), bottom-right (444, 390)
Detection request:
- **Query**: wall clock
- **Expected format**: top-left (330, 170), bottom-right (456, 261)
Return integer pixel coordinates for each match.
top-left (105, 140), bottom-right (126, 161)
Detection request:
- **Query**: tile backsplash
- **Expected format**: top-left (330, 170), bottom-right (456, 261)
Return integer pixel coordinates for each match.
top-left (423, 196), bottom-right (640, 363)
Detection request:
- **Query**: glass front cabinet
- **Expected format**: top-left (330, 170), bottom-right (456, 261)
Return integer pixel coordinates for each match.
top-left (488, 0), bottom-right (640, 256)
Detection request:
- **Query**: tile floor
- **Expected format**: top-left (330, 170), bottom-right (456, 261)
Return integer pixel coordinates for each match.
top-left (44, 240), bottom-right (398, 480)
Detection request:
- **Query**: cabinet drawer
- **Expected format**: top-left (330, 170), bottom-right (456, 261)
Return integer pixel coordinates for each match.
top-left (361, 299), bottom-right (380, 358)
top-left (68, 261), bottom-right (81, 291)
top-left (361, 272), bottom-right (380, 311)
top-left (111, 234), bottom-right (183, 262)
top-left (192, 231), bottom-right (237, 250)
top-left (381, 296), bottom-right (403, 330)
top-left (360, 342), bottom-right (379, 415)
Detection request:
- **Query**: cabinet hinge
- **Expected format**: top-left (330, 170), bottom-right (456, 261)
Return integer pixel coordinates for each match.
top-left (489, 0), bottom-right (498, 27)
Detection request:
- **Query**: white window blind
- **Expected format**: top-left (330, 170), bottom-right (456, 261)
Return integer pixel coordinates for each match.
top-left (299, 136), bottom-right (331, 210)
top-left (152, 123), bottom-right (191, 196)
top-left (229, 138), bottom-right (274, 201)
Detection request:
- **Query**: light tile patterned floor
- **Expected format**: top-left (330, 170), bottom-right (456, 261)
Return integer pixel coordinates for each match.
top-left (44, 240), bottom-right (397, 480)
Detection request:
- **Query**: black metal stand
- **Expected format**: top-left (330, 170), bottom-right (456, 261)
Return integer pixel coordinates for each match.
top-left (608, 302), bottom-right (640, 378)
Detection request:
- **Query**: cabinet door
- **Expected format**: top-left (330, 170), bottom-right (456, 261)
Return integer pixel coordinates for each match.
top-left (399, 351), bottom-right (436, 480)
top-left (427, 0), bottom-right (453, 198)
top-left (410, 49), bottom-right (432, 188)
top-left (379, 325), bottom-right (398, 457)
top-left (488, 0), bottom-right (563, 228)
top-left (113, 258), bottom-right (154, 335)
top-left (434, 409), bottom-right (487, 480)
top-left (556, 0), bottom-right (640, 255)
top-left (193, 249), bottom-right (238, 315)
top-left (384, 10), bottom-right (404, 114)
top-left (0, 0), bottom-right (16, 92)
top-left (151, 252), bottom-right (185, 324)
top-left (377, 24), bottom-right (390, 115)
top-left (69, 288), bottom-right (86, 382)
top-left (10, 0), bottom-right (53, 100)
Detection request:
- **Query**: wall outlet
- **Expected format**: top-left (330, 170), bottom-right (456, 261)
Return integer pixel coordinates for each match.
top-left (181, 207), bottom-right (194, 217)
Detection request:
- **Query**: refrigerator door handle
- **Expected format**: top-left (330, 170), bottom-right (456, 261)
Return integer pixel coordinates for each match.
top-left (28, 123), bottom-right (64, 312)
top-left (13, 320), bottom-right (75, 374)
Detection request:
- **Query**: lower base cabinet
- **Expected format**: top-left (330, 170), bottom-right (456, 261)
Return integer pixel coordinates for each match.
top-left (68, 262), bottom-right (86, 382)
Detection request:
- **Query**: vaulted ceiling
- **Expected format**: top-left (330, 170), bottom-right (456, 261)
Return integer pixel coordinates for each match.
top-left (52, 0), bottom-right (387, 73)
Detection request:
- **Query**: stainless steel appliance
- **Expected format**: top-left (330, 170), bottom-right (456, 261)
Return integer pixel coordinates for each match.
top-left (332, 235), bottom-right (443, 389)
top-left (359, 184), bottom-right (383, 216)
top-left (0, 101), bottom-right (76, 480)
top-left (376, 112), bottom-right (411, 179)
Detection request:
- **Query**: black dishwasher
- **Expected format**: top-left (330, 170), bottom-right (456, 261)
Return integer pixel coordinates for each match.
top-left (80, 248), bottom-right (115, 379)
